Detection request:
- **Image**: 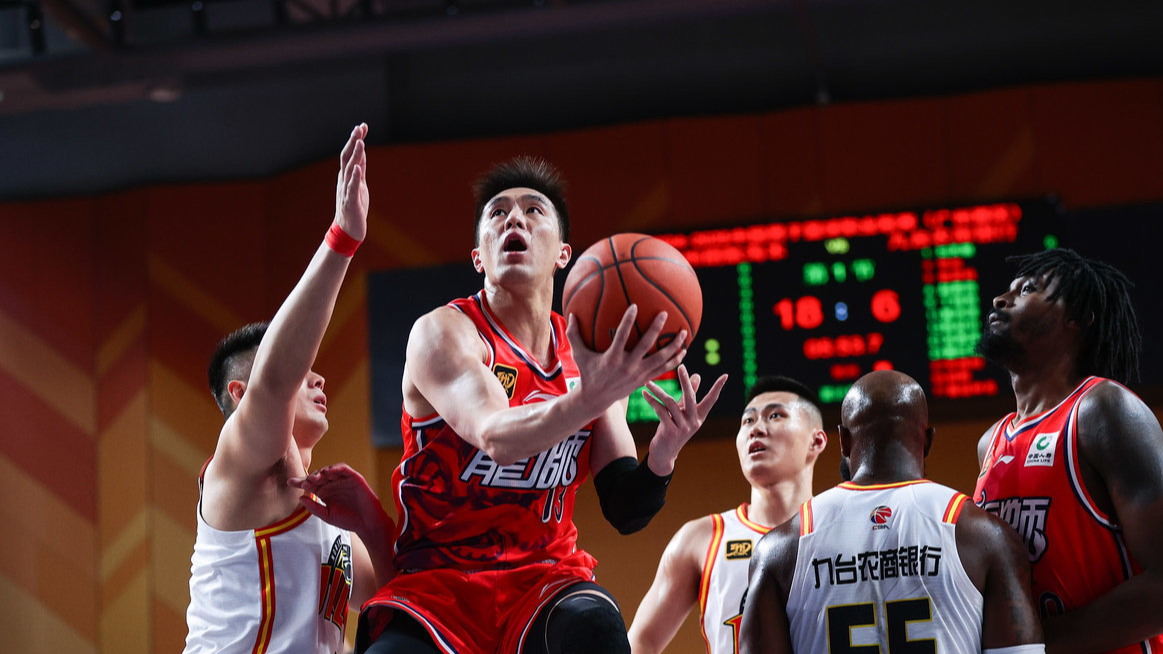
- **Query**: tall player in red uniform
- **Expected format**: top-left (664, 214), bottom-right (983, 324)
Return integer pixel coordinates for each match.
top-left (974, 248), bottom-right (1163, 653)
top-left (357, 157), bottom-right (727, 654)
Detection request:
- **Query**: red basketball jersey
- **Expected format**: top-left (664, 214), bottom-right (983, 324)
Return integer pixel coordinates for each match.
top-left (974, 376), bottom-right (1161, 654)
top-left (391, 292), bottom-right (594, 573)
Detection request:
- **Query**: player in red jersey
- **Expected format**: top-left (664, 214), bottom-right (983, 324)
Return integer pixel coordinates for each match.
top-left (357, 156), bottom-right (727, 654)
top-left (973, 248), bottom-right (1163, 653)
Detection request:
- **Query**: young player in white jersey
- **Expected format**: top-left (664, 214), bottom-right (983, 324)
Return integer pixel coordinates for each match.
top-left (183, 125), bottom-right (395, 654)
top-left (629, 376), bottom-right (826, 654)
top-left (740, 370), bottom-right (1044, 654)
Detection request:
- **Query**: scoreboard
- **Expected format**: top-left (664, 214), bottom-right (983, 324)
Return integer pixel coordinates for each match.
top-left (623, 200), bottom-right (1060, 422)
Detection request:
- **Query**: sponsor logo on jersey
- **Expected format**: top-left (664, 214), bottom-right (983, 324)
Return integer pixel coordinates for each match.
top-left (977, 491), bottom-right (1052, 561)
top-left (1025, 431), bottom-right (1059, 467)
top-left (725, 539), bottom-right (754, 560)
top-left (318, 535), bottom-right (352, 631)
top-left (870, 505), bottom-right (893, 530)
top-left (493, 364), bottom-right (519, 399)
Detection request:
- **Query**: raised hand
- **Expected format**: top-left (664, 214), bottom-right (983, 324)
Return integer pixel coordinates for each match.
top-left (566, 305), bottom-right (689, 415)
top-left (642, 365), bottom-right (728, 474)
top-left (288, 463), bottom-right (393, 538)
top-left (334, 123), bottom-right (370, 242)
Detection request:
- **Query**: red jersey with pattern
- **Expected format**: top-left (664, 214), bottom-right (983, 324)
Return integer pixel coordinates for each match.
top-left (391, 292), bottom-right (594, 573)
top-left (974, 376), bottom-right (1161, 654)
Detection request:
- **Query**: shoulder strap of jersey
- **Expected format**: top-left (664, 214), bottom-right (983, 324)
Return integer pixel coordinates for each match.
top-left (799, 499), bottom-right (814, 536)
top-left (942, 492), bottom-right (970, 524)
top-left (698, 513), bottom-right (726, 619)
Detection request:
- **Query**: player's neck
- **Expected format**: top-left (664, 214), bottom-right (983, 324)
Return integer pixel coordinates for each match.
top-left (749, 472), bottom-right (813, 528)
top-left (483, 282), bottom-right (556, 365)
top-left (1008, 355), bottom-right (1086, 421)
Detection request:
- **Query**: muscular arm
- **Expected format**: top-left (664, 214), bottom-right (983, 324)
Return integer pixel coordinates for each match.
top-left (214, 125), bottom-right (369, 477)
top-left (628, 518), bottom-right (710, 654)
top-left (1042, 382), bottom-right (1163, 653)
top-left (406, 305), bottom-right (685, 466)
top-left (956, 505), bottom-right (1044, 648)
top-left (739, 518), bottom-right (799, 654)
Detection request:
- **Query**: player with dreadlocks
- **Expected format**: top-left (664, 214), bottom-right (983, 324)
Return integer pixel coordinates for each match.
top-left (973, 248), bottom-right (1163, 653)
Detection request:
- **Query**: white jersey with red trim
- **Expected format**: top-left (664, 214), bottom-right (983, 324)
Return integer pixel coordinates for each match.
top-left (786, 480), bottom-right (982, 654)
top-left (183, 499), bottom-right (353, 654)
top-left (699, 504), bottom-right (771, 654)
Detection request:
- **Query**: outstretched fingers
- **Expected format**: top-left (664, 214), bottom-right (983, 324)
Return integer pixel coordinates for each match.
top-left (695, 374), bottom-right (729, 420)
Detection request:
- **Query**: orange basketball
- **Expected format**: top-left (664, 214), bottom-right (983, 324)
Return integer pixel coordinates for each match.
top-left (562, 233), bottom-right (702, 353)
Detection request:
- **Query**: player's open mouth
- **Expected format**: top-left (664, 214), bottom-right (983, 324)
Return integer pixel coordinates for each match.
top-left (748, 441), bottom-right (766, 454)
top-left (503, 233), bottom-right (528, 252)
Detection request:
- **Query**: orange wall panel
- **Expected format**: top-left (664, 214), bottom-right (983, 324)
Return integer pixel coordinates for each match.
top-left (1032, 79), bottom-right (1163, 207)
top-left (546, 122), bottom-right (670, 247)
top-left (0, 199), bottom-right (96, 368)
top-left (945, 87), bottom-right (1040, 201)
top-left (667, 115), bottom-right (765, 227)
top-left (760, 107), bottom-right (826, 218)
top-left (818, 97), bottom-right (951, 213)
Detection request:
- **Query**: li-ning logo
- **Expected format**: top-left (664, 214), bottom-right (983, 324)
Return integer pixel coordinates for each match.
top-left (1025, 432), bottom-right (1059, 468)
top-left (725, 539), bottom-right (754, 560)
top-left (870, 506), bottom-right (893, 530)
top-left (493, 364), bottom-right (518, 399)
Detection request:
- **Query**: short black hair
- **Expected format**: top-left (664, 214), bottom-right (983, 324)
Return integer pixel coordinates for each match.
top-left (1008, 248), bottom-right (1141, 383)
top-left (207, 322), bottom-right (268, 417)
top-left (472, 156), bottom-right (569, 246)
top-left (746, 375), bottom-right (824, 426)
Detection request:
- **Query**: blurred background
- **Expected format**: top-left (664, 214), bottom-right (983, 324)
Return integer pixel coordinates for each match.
top-left (2, 0), bottom-right (1163, 652)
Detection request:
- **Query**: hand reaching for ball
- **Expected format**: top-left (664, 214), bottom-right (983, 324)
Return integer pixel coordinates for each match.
top-left (566, 304), bottom-right (688, 413)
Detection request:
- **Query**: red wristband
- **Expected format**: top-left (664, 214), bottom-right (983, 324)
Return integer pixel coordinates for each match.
top-left (325, 222), bottom-right (361, 257)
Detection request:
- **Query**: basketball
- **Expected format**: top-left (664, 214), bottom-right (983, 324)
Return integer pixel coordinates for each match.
top-left (562, 233), bottom-right (702, 353)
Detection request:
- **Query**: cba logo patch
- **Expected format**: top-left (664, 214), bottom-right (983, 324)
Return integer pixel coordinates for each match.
top-left (725, 540), bottom-right (753, 560)
top-left (870, 505), bottom-right (893, 530)
top-left (493, 364), bottom-right (519, 399)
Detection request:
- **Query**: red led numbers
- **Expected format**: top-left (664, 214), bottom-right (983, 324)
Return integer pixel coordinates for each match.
top-left (803, 333), bottom-right (885, 360)
top-left (774, 296), bottom-right (824, 330)
top-left (871, 289), bottom-right (901, 323)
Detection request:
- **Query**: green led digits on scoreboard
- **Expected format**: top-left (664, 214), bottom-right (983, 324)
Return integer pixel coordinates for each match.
top-left (803, 258), bottom-right (876, 286)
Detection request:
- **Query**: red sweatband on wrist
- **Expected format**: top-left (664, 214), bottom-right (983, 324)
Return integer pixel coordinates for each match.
top-left (325, 222), bottom-right (362, 257)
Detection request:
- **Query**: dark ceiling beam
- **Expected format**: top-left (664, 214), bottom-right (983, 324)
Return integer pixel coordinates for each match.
top-left (0, 0), bottom-right (785, 113)
top-left (40, 0), bottom-right (111, 53)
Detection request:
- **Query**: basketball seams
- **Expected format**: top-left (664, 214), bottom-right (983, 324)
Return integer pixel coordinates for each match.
top-left (562, 233), bottom-right (701, 353)
top-left (607, 236), bottom-right (644, 343)
top-left (629, 238), bottom-right (695, 338)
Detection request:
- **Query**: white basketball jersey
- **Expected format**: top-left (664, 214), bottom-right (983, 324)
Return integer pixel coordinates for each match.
top-left (183, 501), bottom-right (353, 654)
top-left (699, 505), bottom-right (771, 654)
top-left (787, 480), bottom-right (982, 654)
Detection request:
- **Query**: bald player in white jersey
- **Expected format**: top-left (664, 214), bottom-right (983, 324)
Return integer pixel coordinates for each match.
top-left (740, 370), bottom-right (1044, 654)
top-left (629, 376), bottom-right (826, 654)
